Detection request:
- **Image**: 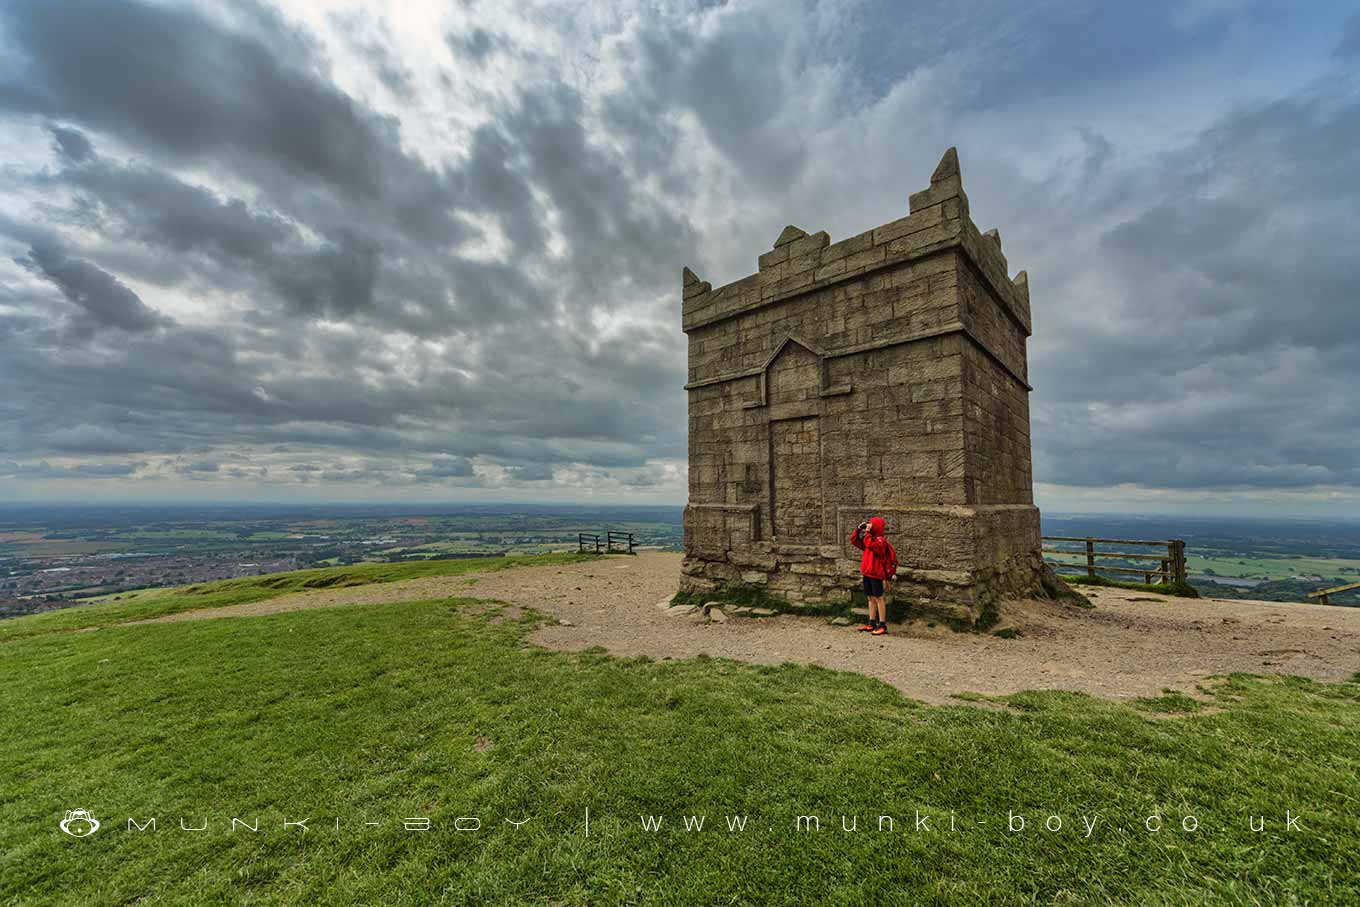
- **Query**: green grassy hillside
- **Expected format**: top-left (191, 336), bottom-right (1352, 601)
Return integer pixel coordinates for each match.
top-left (2, 558), bottom-right (1357, 906)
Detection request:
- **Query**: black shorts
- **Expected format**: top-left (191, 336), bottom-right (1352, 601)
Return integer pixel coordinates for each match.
top-left (862, 576), bottom-right (884, 597)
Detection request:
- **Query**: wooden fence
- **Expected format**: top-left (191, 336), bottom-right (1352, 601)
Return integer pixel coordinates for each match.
top-left (1308, 579), bottom-right (1360, 606)
top-left (1042, 536), bottom-right (1187, 585)
top-left (578, 531), bottom-right (636, 555)
top-left (606, 531), bottom-right (636, 554)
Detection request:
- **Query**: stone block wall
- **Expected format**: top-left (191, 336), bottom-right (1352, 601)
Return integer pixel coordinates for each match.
top-left (680, 148), bottom-right (1049, 624)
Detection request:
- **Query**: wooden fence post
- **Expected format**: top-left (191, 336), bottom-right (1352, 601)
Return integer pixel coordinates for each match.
top-left (1085, 539), bottom-right (1096, 577)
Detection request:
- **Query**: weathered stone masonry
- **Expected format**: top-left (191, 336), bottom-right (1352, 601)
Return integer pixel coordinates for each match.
top-left (680, 148), bottom-right (1050, 623)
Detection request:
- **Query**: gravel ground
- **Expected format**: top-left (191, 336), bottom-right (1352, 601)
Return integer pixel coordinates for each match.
top-left (133, 552), bottom-right (1360, 704)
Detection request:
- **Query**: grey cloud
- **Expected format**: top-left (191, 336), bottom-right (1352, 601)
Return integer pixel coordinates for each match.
top-left (24, 103), bottom-right (399, 325)
top-left (550, 91), bottom-right (693, 289)
top-left (59, 155), bottom-right (295, 261)
top-left (620, 465), bottom-right (668, 487)
top-left (506, 463), bottom-right (554, 481)
top-left (4, 1), bottom-right (391, 199)
top-left (447, 28), bottom-right (506, 64)
top-left (45, 424), bottom-right (172, 455)
top-left (317, 463), bottom-right (405, 485)
top-left (1, 0), bottom-right (1354, 507)
top-left (4, 460), bottom-right (144, 479)
top-left (0, 309), bottom-right (677, 472)
top-left (416, 456), bottom-right (476, 478)
top-left (330, 10), bottom-right (415, 98)
top-left (16, 242), bottom-right (170, 334)
top-left (0, 0), bottom-right (695, 486)
top-left (47, 123), bottom-right (93, 162)
top-left (1028, 87), bottom-right (1360, 492)
top-left (1336, 13), bottom-right (1360, 59)
top-left (2, 0), bottom-right (692, 336)
top-left (266, 228), bottom-right (381, 318)
top-left (601, 12), bottom-right (808, 196)
top-left (0, 0), bottom-right (471, 256)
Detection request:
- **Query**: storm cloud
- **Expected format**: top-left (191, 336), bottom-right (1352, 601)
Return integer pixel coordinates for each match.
top-left (0, 0), bottom-right (1356, 512)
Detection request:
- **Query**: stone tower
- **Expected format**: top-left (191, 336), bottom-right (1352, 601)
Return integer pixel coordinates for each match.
top-left (680, 148), bottom-right (1048, 624)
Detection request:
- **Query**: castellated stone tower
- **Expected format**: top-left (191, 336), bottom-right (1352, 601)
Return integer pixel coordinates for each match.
top-left (680, 147), bottom-right (1049, 624)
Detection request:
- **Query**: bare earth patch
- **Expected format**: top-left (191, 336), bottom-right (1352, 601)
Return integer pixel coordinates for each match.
top-left (130, 552), bottom-right (1360, 704)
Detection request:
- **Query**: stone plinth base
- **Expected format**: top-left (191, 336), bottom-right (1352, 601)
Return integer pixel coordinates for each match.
top-left (680, 503), bottom-right (1050, 627)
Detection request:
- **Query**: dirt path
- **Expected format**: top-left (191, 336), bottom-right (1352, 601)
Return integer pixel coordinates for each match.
top-left (131, 552), bottom-right (1360, 704)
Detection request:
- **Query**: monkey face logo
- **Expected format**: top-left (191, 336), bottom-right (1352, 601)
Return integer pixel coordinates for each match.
top-left (60, 809), bottom-right (100, 838)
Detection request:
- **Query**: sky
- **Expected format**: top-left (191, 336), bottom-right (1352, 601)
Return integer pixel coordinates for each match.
top-left (0, 0), bottom-right (1357, 516)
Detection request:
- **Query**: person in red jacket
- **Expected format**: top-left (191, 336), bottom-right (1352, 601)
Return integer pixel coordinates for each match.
top-left (850, 516), bottom-right (891, 635)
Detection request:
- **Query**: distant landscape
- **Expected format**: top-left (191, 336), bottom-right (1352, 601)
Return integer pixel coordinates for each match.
top-left (2, 505), bottom-right (1357, 619)
top-left (0, 504), bottom-right (682, 619)
top-left (1041, 514), bottom-right (1360, 605)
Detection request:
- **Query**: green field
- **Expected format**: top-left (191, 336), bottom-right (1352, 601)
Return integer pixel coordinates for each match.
top-left (1184, 554), bottom-right (1360, 580)
top-left (2, 557), bottom-right (1357, 905)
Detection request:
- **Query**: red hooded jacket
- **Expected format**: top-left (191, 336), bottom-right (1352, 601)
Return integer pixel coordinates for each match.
top-left (850, 516), bottom-right (891, 580)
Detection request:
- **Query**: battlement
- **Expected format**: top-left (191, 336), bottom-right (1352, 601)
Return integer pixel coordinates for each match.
top-left (682, 148), bottom-right (1030, 336)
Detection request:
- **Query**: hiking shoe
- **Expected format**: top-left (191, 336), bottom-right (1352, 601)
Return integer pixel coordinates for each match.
top-left (871, 624), bottom-right (887, 636)
top-left (857, 622), bottom-right (875, 632)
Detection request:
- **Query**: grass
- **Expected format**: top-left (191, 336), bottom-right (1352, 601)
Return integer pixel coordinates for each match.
top-left (1, 575), bottom-right (1357, 904)
top-left (1060, 573), bottom-right (1201, 599)
top-left (0, 551), bottom-right (598, 643)
top-left (1131, 691), bottom-right (1210, 715)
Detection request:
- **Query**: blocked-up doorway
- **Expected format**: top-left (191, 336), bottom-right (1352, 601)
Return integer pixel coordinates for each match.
top-left (770, 416), bottom-right (821, 541)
